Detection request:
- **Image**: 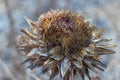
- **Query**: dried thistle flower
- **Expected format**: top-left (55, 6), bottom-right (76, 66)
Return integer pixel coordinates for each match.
top-left (17, 10), bottom-right (116, 80)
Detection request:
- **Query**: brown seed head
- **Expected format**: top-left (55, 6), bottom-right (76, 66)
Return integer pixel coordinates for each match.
top-left (17, 10), bottom-right (116, 80)
top-left (37, 10), bottom-right (92, 54)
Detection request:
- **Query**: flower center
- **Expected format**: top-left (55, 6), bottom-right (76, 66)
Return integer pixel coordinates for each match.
top-left (41, 15), bottom-right (92, 54)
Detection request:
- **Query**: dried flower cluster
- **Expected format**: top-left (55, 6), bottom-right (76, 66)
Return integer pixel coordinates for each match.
top-left (17, 10), bottom-right (116, 80)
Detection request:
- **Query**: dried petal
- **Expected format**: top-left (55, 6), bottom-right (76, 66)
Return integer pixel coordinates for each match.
top-left (85, 68), bottom-right (91, 80)
top-left (43, 59), bottom-right (54, 65)
top-left (95, 47), bottom-right (115, 55)
top-left (49, 66), bottom-right (59, 80)
top-left (96, 44), bottom-right (116, 48)
top-left (21, 54), bottom-right (39, 64)
top-left (72, 53), bottom-right (83, 61)
top-left (61, 58), bottom-right (71, 78)
top-left (21, 29), bottom-right (36, 39)
top-left (92, 38), bottom-right (112, 44)
top-left (73, 60), bottom-right (82, 68)
top-left (92, 29), bottom-right (104, 39)
top-left (79, 68), bottom-right (85, 80)
top-left (83, 59), bottom-right (98, 74)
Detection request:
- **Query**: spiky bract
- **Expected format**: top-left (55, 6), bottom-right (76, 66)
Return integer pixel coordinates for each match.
top-left (17, 10), bottom-right (116, 80)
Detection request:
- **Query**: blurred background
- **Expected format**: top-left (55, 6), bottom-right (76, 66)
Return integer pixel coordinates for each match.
top-left (0, 0), bottom-right (120, 80)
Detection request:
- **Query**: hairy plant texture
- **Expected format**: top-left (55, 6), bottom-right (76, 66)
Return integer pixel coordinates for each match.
top-left (17, 10), bottom-right (116, 80)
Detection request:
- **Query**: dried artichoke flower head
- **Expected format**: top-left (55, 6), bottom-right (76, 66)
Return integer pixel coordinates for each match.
top-left (17, 10), bottom-right (116, 80)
